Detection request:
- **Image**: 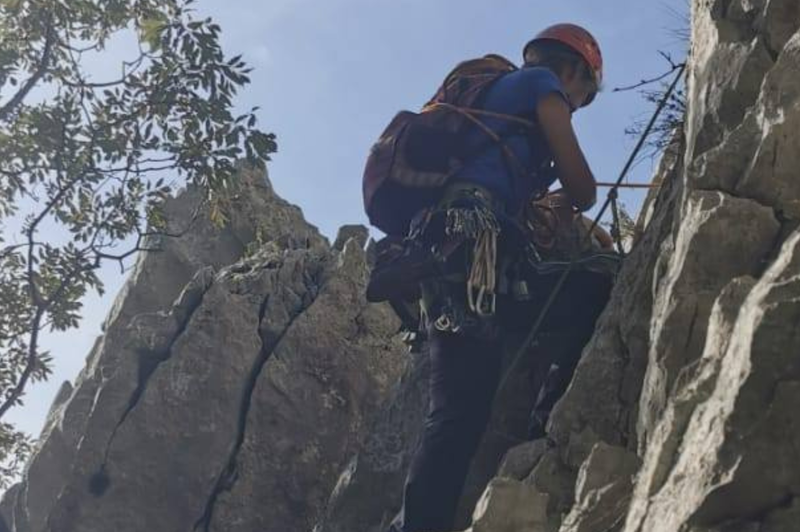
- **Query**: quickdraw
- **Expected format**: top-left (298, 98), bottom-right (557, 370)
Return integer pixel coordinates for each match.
top-left (444, 202), bottom-right (501, 317)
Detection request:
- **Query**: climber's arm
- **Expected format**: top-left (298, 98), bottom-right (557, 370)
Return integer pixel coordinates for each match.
top-left (537, 93), bottom-right (597, 211)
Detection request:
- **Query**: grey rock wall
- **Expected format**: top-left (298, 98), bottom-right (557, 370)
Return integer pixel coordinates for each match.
top-left (0, 167), bottom-right (407, 532)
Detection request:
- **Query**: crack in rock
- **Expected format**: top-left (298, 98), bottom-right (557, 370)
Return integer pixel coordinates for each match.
top-left (191, 271), bottom-right (322, 532)
top-left (87, 268), bottom-right (216, 497)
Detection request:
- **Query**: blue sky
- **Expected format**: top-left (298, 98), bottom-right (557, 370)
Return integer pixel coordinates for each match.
top-left (8, 0), bottom-right (688, 440)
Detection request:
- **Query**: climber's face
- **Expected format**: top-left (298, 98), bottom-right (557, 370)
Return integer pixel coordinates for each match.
top-left (561, 63), bottom-right (598, 113)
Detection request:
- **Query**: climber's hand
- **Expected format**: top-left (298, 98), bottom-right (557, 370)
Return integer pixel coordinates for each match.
top-left (583, 217), bottom-right (615, 250)
top-left (537, 93), bottom-right (597, 212)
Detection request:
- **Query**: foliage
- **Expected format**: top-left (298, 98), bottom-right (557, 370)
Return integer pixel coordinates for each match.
top-left (0, 422), bottom-right (33, 487)
top-left (623, 81), bottom-right (686, 160)
top-left (615, 51), bottom-right (687, 162)
top-left (610, 199), bottom-right (637, 253)
top-left (0, 0), bottom-right (276, 487)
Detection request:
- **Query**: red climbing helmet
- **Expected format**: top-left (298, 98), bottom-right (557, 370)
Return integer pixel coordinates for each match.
top-left (524, 23), bottom-right (604, 86)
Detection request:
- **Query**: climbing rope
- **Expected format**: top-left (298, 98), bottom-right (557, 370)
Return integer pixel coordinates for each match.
top-left (495, 63), bottom-right (687, 397)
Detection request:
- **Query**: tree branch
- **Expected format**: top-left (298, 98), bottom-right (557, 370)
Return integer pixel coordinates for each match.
top-left (0, 242), bottom-right (44, 261)
top-left (61, 47), bottom-right (148, 89)
top-left (0, 307), bottom-right (44, 419)
top-left (0, 15), bottom-right (56, 122)
top-left (0, 249), bottom-right (98, 419)
top-left (613, 53), bottom-right (685, 93)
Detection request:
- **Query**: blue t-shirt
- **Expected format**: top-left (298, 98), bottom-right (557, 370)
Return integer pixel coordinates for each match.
top-left (453, 66), bottom-right (567, 215)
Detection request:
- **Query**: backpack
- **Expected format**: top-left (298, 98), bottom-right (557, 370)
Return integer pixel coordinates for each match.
top-left (362, 54), bottom-right (539, 236)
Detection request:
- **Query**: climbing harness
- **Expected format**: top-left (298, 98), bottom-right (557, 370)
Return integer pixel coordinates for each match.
top-left (394, 182), bottom-right (515, 340)
top-left (496, 62), bottom-right (687, 396)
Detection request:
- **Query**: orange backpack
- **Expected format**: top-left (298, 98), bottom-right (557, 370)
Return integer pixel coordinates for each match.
top-left (362, 55), bottom-right (538, 236)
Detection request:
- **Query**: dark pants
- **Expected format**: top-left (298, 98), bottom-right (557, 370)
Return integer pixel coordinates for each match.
top-left (390, 329), bottom-right (504, 532)
top-left (388, 271), bottom-right (612, 532)
top-left (526, 326), bottom-right (597, 439)
top-left (517, 271), bottom-right (613, 438)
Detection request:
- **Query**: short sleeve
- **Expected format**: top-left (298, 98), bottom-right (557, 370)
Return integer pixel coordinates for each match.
top-left (518, 67), bottom-right (569, 110)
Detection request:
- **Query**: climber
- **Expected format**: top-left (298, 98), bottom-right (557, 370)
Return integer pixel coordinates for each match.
top-left (382, 24), bottom-right (608, 532)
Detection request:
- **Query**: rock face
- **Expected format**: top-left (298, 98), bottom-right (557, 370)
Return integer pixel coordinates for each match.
top-left (4, 2), bottom-right (800, 531)
top-left (312, 349), bottom-right (430, 532)
top-left (0, 166), bottom-right (407, 532)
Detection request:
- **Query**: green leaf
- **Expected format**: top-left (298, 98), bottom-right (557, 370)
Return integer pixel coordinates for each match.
top-left (139, 13), bottom-right (169, 52)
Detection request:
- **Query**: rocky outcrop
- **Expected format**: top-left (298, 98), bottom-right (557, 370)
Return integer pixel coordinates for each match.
top-left (1, 166), bottom-right (407, 532)
top-left (312, 349), bottom-right (430, 532)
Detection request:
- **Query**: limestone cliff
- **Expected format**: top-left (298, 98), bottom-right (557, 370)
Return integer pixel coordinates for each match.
top-left (0, 166), bottom-right (408, 532)
top-left (3, 1), bottom-right (800, 531)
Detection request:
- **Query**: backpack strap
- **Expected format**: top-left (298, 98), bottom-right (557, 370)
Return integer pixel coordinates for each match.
top-left (429, 54), bottom-right (518, 109)
top-left (430, 102), bottom-right (538, 193)
top-left (428, 55), bottom-right (549, 204)
top-left (422, 103), bottom-right (537, 130)
top-left (438, 55), bottom-right (518, 93)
